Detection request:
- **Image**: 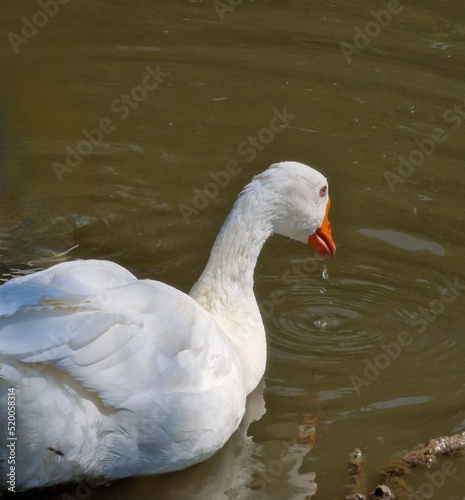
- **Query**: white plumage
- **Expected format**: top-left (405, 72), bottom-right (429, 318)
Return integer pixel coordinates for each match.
top-left (0, 161), bottom-right (335, 490)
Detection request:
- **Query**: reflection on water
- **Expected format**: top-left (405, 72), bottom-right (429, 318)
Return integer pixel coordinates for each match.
top-left (7, 381), bottom-right (318, 500)
top-left (2, 0), bottom-right (465, 498)
top-left (359, 228), bottom-right (446, 256)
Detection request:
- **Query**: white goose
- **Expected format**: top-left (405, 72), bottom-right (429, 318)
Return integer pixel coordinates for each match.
top-left (0, 161), bottom-right (335, 491)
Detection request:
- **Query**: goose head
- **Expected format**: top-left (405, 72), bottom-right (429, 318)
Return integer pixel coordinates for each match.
top-left (252, 161), bottom-right (336, 258)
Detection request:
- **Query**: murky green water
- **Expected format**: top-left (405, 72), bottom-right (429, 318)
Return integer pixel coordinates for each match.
top-left (1, 1), bottom-right (465, 498)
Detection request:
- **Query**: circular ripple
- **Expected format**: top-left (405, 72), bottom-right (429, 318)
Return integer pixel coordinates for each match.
top-left (264, 255), bottom-right (463, 365)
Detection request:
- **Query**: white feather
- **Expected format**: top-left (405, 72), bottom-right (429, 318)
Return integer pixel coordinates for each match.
top-left (0, 161), bottom-right (333, 490)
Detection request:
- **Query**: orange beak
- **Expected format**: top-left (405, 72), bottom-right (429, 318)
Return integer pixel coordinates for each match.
top-left (308, 197), bottom-right (336, 259)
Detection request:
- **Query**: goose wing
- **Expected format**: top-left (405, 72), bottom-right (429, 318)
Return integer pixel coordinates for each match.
top-left (0, 260), bottom-right (241, 409)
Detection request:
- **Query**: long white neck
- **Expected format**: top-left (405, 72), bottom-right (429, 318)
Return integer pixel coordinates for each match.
top-left (189, 185), bottom-right (274, 394)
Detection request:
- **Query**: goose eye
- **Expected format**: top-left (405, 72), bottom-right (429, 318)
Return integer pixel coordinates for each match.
top-left (319, 185), bottom-right (327, 198)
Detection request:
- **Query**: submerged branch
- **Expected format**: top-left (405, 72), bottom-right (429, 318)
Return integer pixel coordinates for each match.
top-left (345, 430), bottom-right (465, 499)
top-left (381, 430), bottom-right (465, 483)
top-left (345, 448), bottom-right (367, 500)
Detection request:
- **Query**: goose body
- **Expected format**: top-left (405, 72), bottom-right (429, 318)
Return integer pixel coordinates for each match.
top-left (0, 161), bottom-right (335, 490)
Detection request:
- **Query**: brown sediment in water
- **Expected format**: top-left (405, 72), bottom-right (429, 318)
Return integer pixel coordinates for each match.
top-left (345, 448), bottom-right (367, 499)
top-left (345, 431), bottom-right (465, 499)
top-left (380, 431), bottom-right (465, 493)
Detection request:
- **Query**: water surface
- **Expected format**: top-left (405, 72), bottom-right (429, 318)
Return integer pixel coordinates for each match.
top-left (1, 1), bottom-right (465, 498)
